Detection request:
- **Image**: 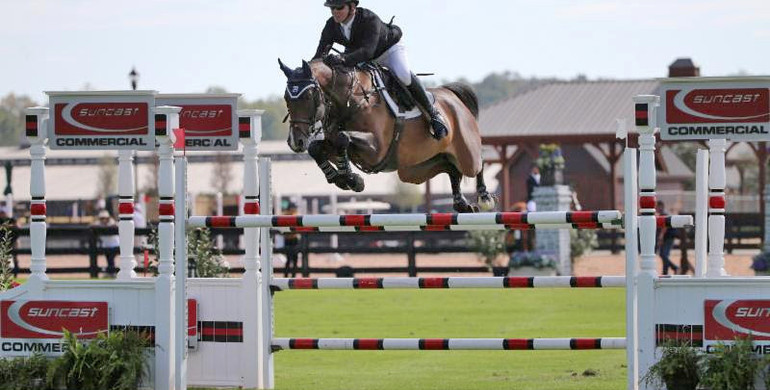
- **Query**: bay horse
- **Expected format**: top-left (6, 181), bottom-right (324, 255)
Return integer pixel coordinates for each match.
top-left (279, 58), bottom-right (495, 213)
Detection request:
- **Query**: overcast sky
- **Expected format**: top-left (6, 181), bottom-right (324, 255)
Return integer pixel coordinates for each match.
top-left (1, 0), bottom-right (769, 104)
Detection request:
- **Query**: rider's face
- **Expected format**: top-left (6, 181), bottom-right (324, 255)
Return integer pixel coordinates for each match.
top-left (331, 4), bottom-right (352, 23)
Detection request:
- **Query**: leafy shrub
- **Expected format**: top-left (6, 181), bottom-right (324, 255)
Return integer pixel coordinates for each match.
top-left (47, 329), bottom-right (149, 390)
top-left (146, 226), bottom-right (229, 277)
top-left (467, 230), bottom-right (506, 269)
top-left (702, 337), bottom-right (761, 390)
top-left (0, 354), bottom-right (50, 390)
top-left (508, 251), bottom-right (557, 270)
top-left (0, 223), bottom-right (14, 291)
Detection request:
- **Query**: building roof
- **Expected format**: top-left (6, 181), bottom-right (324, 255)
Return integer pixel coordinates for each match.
top-left (479, 79), bottom-right (660, 142)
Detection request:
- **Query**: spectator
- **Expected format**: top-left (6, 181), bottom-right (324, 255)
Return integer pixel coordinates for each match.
top-left (526, 165), bottom-right (540, 212)
top-left (656, 201), bottom-right (679, 275)
top-left (282, 202), bottom-right (301, 277)
top-left (92, 209), bottom-right (119, 278)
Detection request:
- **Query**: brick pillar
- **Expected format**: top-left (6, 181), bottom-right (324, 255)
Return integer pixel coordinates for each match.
top-left (534, 185), bottom-right (572, 275)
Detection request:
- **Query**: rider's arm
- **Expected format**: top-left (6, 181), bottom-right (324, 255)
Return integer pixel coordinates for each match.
top-left (341, 14), bottom-right (381, 66)
top-left (313, 19), bottom-right (336, 60)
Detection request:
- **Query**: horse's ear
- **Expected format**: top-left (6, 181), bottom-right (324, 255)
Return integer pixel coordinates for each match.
top-left (301, 60), bottom-right (312, 77)
top-left (278, 58), bottom-right (293, 78)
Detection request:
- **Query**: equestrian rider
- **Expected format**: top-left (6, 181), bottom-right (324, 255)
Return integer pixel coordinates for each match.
top-left (312, 0), bottom-right (449, 140)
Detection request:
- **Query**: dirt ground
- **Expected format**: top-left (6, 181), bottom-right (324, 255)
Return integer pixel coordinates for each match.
top-left (14, 249), bottom-right (758, 279)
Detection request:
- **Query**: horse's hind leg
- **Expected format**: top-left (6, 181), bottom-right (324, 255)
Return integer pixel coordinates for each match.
top-left (447, 164), bottom-right (475, 213)
top-left (476, 168), bottom-right (496, 211)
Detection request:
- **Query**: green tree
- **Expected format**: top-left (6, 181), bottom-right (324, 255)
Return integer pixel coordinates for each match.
top-left (0, 93), bottom-right (38, 146)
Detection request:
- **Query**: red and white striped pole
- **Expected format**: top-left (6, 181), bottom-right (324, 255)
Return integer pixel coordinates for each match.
top-left (273, 337), bottom-right (626, 351)
top-left (189, 210), bottom-right (623, 229)
top-left (272, 276), bottom-right (626, 290)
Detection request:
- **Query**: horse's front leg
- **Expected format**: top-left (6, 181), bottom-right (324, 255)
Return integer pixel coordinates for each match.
top-left (332, 132), bottom-right (364, 192)
top-left (308, 139), bottom-right (349, 191)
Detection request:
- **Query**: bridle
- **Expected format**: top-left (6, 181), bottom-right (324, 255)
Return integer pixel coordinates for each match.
top-left (284, 78), bottom-right (327, 141)
top-left (284, 65), bottom-right (376, 142)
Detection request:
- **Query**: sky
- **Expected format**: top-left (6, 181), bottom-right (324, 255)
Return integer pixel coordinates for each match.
top-left (1, 0), bottom-right (769, 104)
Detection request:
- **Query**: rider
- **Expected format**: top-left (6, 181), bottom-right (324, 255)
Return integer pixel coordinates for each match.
top-left (312, 0), bottom-right (448, 140)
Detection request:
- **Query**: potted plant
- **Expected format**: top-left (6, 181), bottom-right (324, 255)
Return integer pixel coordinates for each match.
top-left (701, 337), bottom-right (761, 390)
top-left (751, 252), bottom-right (770, 276)
top-left (642, 339), bottom-right (702, 390)
top-left (535, 143), bottom-right (565, 186)
top-left (507, 251), bottom-right (557, 276)
top-left (467, 230), bottom-right (507, 274)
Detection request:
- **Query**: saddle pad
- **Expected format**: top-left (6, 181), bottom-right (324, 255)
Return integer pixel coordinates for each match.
top-left (371, 69), bottom-right (432, 121)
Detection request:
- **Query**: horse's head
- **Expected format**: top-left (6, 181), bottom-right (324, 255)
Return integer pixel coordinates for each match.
top-left (279, 59), bottom-right (325, 153)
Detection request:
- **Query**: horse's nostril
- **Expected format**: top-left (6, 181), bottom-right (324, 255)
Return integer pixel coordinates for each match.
top-left (297, 139), bottom-right (305, 149)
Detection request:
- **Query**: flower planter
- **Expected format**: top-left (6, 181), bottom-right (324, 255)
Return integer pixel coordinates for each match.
top-left (754, 270), bottom-right (770, 276)
top-left (507, 266), bottom-right (557, 276)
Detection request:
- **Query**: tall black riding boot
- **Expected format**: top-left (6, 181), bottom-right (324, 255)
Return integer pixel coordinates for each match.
top-left (407, 74), bottom-right (448, 140)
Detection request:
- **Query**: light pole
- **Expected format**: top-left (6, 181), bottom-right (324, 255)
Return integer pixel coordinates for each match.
top-left (128, 67), bottom-right (139, 91)
top-left (128, 67), bottom-right (140, 195)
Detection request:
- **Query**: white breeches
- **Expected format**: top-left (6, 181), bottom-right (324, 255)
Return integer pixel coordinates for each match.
top-left (375, 42), bottom-right (413, 86)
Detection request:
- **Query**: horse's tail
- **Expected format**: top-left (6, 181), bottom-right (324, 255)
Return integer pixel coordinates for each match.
top-left (442, 83), bottom-right (479, 119)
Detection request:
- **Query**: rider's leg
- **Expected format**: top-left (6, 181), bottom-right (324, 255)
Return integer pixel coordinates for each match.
top-left (376, 43), bottom-right (448, 140)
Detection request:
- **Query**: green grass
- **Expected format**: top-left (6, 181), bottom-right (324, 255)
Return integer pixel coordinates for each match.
top-left (269, 288), bottom-right (627, 390)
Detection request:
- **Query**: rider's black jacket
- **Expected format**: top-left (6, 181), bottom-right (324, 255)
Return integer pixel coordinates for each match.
top-left (313, 7), bottom-right (402, 67)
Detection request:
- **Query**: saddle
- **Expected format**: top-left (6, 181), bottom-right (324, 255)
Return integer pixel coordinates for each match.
top-left (358, 63), bottom-right (434, 121)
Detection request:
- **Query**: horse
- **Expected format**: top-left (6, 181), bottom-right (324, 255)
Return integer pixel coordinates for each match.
top-left (279, 58), bottom-right (495, 213)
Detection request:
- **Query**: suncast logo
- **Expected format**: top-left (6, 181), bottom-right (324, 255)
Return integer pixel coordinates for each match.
top-left (666, 88), bottom-right (770, 124)
top-left (1, 301), bottom-right (108, 339)
top-left (54, 103), bottom-right (149, 136)
top-left (705, 300), bottom-right (770, 341)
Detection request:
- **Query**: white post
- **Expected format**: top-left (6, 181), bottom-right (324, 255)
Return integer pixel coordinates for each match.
top-left (239, 109), bottom-right (263, 388)
top-left (154, 105), bottom-right (180, 390)
top-left (25, 107), bottom-right (49, 283)
top-left (258, 157), bottom-right (275, 389)
top-left (633, 95), bottom-right (659, 390)
top-left (623, 148), bottom-right (639, 390)
top-left (117, 149), bottom-right (137, 279)
top-left (706, 139), bottom-right (728, 277)
top-left (174, 155), bottom-right (188, 390)
top-left (694, 149), bottom-right (709, 277)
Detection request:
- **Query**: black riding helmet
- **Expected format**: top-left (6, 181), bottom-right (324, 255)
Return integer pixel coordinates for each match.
top-left (324, 0), bottom-right (358, 7)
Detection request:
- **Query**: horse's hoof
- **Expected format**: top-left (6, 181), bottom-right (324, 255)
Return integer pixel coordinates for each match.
top-left (477, 193), bottom-right (496, 212)
top-left (347, 174), bottom-right (365, 192)
top-left (333, 176), bottom-right (350, 190)
top-left (453, 199), bottom-right (474, 213)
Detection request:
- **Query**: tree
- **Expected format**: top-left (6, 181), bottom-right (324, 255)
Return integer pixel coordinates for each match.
top-left (0, 93), bottom-right (38, 146)
top-left (211, 153), bottom-right (234, 194)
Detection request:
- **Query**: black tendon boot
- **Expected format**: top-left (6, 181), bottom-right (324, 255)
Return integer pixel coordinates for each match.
top-left (408, 74), bottom-right (448, 140)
